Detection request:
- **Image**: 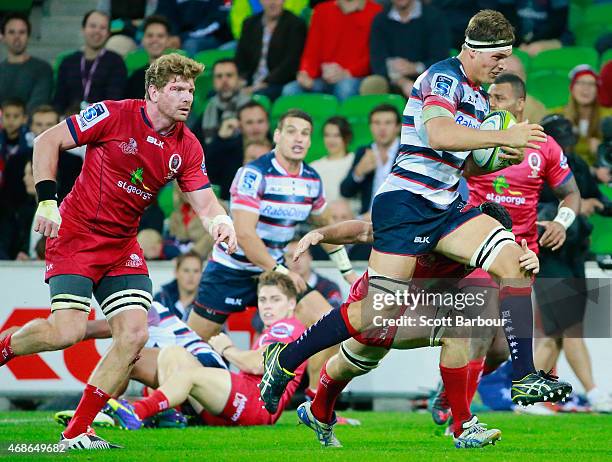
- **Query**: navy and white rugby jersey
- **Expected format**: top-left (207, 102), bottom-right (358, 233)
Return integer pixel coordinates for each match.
top-left (146, 301), bottom-right (225, 367)
top-left (377, 57), bottom-right (490, 208)
top-left (212, 152), bottom-right (327, 272)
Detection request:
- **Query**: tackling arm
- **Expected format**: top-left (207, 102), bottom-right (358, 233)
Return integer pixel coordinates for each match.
top-left (232, 209), bottom-right (279, 271)
top-left (222, 346), bottom-right (265, 375)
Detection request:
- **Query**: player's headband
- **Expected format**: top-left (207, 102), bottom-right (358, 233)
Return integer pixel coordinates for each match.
top-left (464, 37), bottom-right (513, 53)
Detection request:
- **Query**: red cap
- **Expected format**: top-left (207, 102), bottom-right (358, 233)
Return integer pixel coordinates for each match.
top-left (569, 64), bottom-right (599, 90)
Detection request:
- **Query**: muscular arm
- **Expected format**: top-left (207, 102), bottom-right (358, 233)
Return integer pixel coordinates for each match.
top-left (551, 175), bottom-right (581, 214)
top-left (318, 219), bottom-right (373, 245)
top-left (233, 209), bottom-right (278, 271)
top-left (308, 206), bottom-right (343, 253)
top-left (184, 188), bottom-right (230, 232)
top-left (32, 120), bottom-right (78, 184)
top-left (222, 345), bottom-right (265, 375)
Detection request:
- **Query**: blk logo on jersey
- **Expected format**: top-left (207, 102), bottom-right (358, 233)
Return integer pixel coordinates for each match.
top-left (146, 135), bottom-right (164, 149)
top-left (414, 236), bottom-right (430, 244)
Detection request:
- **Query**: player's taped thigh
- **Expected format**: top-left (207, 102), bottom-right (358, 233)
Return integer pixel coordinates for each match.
top-left (362, 267), bottom-right (413, 329)
top-left (49, 275), bottom-right (94, 314)
top-left (469, 226), bottom-right (516, 272)
top-left (339, 338), bottom-right (388, 373)
top-left (94, 274), bottom-right (152, 320)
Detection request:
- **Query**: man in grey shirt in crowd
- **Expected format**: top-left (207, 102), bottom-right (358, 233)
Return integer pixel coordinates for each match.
top-left (0, 13), bottom-right (53, 113)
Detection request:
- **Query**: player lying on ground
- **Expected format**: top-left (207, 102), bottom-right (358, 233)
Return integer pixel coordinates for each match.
top-left (103, 272), bottom-right (307, 428)
top-left (430, 72), bottom-right (581, 426)
top-left (0, 53), bottom-right (237, 450)
top-left (290, 203), bottom-right (539, 448)
top-left (258, 10), bottom-right (572, 416)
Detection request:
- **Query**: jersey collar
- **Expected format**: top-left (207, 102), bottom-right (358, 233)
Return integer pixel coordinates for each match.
top-left (272, 153), bottom-right (303, 177)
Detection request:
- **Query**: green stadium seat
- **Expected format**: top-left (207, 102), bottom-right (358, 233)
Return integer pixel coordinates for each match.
top-left (193, 49), bottom-right (235, 71)
top-left (124, 49), bottom-right (148, 77)
top-left (602, 49), bottom-right (612, 67)
top-left (527, 70), bottom-right (570, 109)
top-left (251, 94), bottom-right (271, 112)
top-left (0, 0), bottom-right (32, 12)
top-left (574, 4), bottom-right (612, 48)
top-left (449, 48), bottom-right (459, 57)
top-left (157, 184), bottom-right (174, 218)
top-left (530, 47), bottom-right (599, 75)
top-left (271, 93), bottom-right (339, 127)
top-left (349, 120), bottom-right (373, 152)
top-left (511, 48), bottom-right (531, 74)
top-left (306, 131), bottom-right (327, 163)
top-left (338, 94), bottom-right (406, 126)
top-left (589, 185), bottom-right (612, 254)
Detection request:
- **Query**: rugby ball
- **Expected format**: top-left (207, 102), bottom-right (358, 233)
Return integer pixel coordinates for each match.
top-left (471, 110), bottom-right (517, 171)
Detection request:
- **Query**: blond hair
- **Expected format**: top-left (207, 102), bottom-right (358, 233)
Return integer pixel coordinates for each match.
top-left (257, 271), bottom-right (298, 301)
top-left (144, 53), bottom-right (204, 99)
top-left (465, 10), bottom-right (515, 44)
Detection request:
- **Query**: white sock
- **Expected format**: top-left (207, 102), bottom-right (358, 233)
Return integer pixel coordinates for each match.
top-left (587, 387), bottom-right (603, 404)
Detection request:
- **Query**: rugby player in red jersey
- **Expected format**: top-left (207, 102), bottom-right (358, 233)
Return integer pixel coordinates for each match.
top-left (0, 53), bottom-right (237, 450)
top-left (430, 73), bottom-right (581, 426)
top-left (104, 272), bottom-right (307, 429)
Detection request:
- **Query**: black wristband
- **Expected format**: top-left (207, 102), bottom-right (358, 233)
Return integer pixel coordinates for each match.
top-left (35, 180), bottom-right (57, 202)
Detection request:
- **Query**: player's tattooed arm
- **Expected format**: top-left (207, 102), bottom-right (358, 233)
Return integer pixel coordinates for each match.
top-left (538, 176), bottom-right (581, 251)
top-left (551, 175), bottom-right (581, 215)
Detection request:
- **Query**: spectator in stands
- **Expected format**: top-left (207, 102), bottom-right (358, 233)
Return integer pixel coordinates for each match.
top-left (235, 0), bottom-right (306, 101)
top-left (97, 0), bottom-right (158, 56)
top-left (28, 106), bottom-right (82, 202)
top-left (125, 15), bottom-right (171, 99)
top-left (243, 138), bottom-right (273, 164)
top-left (0, 99), bottom-right (30, 213)
top-left (0, 13), bottom-right (53, 113)
top-left (137, 228), bottom-right (165, 260)
top-left (54, 10), bottom-right (127, 114)
top-left (368, 0), bottom-right (449, 98)
top-left (497, 0), bottom-right (571, 56)
top-left (154, 250), bottom-right (204, 321)
top-left (165, 184), bottom-right (214, 259)
top-left (311, 116), bottom-right (354, 203)
top-left (564, 65), bottom-right (612, 173)
top-left (429, 0), bottom-right (479, 49)
top-left (201, 59), bottom-right (251, 145)
top-left (229, 0), bottom-right (308, 40)
top-left (340, 104), bottom-right (400, 214)
top-left (206, 101), bottom-right (270, 201)
top-left (598, 60), bottom-right (612, 108)
top-left (155, 0), bottom-right (231, 56)
top-left (501, 54), bottom-right (547, 123)
top-left (285, 241), bottom-right (343, 310)
top-left (282, 0), bottom-right (382, 101)
top-left (534, 114), bottom-right (612, 413)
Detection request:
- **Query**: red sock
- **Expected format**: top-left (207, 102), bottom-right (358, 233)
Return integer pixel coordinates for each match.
top-left (439, 364), bottom-right (471, 437)
top-left (305, 387), bottom-right (316, 401)
top-left (310, 364), bottom-right (350, 424)
top-left (133, 389), bottom-right (170, 420)
top-left (466, 357), bottom-right (485, 406)
top-left (0, 333), bottom-right (15, 366)
top-left (64, 384), bottom-right (110, 439)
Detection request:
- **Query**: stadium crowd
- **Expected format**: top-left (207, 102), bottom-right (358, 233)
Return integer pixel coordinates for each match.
top-left (0, 1), bottom-right (611, 263)
top-left (0, 2), bottom-right (611, 450)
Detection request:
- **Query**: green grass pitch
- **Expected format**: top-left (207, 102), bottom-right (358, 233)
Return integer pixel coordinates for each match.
top-left (0, 411), bottom-right (611, 461)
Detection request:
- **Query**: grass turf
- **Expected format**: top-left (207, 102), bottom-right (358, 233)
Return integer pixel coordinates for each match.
top-left (0, 410), bottom-right (611, 461)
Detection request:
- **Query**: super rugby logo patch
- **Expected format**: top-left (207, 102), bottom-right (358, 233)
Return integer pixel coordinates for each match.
top-left (431, 73), bottom-right (458, 100)
top-left (77, 102), bottom-right (110, 131)
top-left (237, 168), bottom-right (262, 198)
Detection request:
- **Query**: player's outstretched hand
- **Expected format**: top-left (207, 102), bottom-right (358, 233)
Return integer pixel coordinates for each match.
top-left (503, 121), bottom-right (547, 150)
top-left (34, 200), bottom-right (61, 238)
top-left (287, 270), bottom-right (307, 293)
top-left (536, 220), bottom-right (566, 251)
top-left (213, 222), bottom-right (237, 254)
top-left (293, 231), bottom-right (324, 262)
top-left (519, 239), bottom-right (539, 274)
